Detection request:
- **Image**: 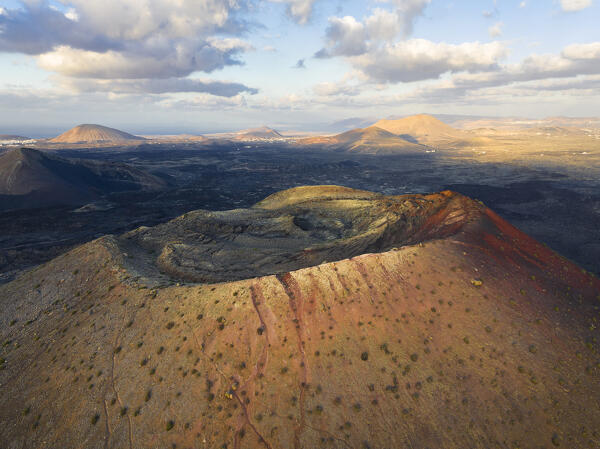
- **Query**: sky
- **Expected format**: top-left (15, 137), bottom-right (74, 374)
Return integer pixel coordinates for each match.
top-left (0, 0), bottom-right (599, 136)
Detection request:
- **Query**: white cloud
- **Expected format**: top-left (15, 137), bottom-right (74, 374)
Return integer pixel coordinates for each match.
top-left (382, 0), bottom-right (431, 37)
top-left (562, 42), bottom-right (600, 59)
top-left (352, 39), bottom-right (508, 83)
top-left (313, 81), bottom-right (360, 96)
top-left (315, 0), bottom-right (430, 58)
top-left (64, 8), bottom-right (79, 21)
top-left (519, 1), bottom-right (526, 7)
top-left (162, 93), bottom-right (249, 110)
top-left (60, 77), bottom-right (257, 97)
top-left (392, 42), bottom-right (600, 102)
top-left (316, 15), bottom-right (368, 58)
top-left (488, 22), bottom-right (503, 38)
top-left (560, 0), bottom-right (593, 11)
top-left (365, 8), bottom-right (403, 41)
top-left (0, 0), bottom-right (258, 95)
top-left (269, 0), bottom-right (317, 24)
top-left (37, 39), bottom-right (251, 79)
top-left (56, 0), bottom-right (243, 41)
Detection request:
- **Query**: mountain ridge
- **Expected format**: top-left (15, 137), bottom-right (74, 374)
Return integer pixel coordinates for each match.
top-left (301, 126), bottom-right (429, 153)
top-left (373, 114), bottom-right (465, 143)
top-left (0, 148), bottom-right (166, 210)
top-left (235, 127), bottom-right (283, 139)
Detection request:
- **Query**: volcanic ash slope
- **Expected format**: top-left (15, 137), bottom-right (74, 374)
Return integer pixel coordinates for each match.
top-left (50, 124), bottom-right (145, 144)
top-left (1, 186), bottom-right (599, 449)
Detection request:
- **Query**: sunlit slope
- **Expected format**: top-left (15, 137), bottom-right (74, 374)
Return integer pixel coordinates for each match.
top-left (50, 124), bottom-right (145, 144)
top-left (1, 186), bottom-right (598, 449)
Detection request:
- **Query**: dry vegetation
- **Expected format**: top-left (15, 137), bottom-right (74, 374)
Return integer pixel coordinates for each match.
top-left (0, 186), bottom-right (599, 448)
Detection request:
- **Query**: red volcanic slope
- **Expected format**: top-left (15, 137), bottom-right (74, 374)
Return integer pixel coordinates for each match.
top-left (0, 189), bottom-right (599, 449)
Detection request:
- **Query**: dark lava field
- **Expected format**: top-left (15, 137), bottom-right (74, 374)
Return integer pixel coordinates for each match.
top-left (1, 142), bottom-right (598, 282)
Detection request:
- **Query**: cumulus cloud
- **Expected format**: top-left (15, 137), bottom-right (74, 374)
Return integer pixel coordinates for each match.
top-left (269, 0), bottom-right (317, 24)
top-left (37, 39), bottom-right (251, 79)
top-left (0, 4), bottom-right (115, 54)
top-left (311, 0), bottom-right (508, 85)
top-left (316, 0), bottom-right (430, 58)
top-left (315, 15), bottom-right (369, 58)
top-left (560, 0), bottom-right (593, 11)
top-left (394, 42), bottom-right (600, 102)
top-left (0, 0), bottom-right (257, 96)
top-left (562, 42), bottom-right (600, 59)
top-left (378, 0), bottom-right (431, 37)
top-left (350, 39), bottom-right (508, 83)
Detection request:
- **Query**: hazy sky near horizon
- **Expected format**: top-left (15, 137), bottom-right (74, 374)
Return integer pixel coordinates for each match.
top-left (0, 0), bottom-right (599, 135)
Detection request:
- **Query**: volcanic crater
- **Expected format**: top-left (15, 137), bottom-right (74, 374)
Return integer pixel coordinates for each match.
top-left (117, 186), bottom-right (472, 283)
top-left (1, 185), bottom-right (599, 449)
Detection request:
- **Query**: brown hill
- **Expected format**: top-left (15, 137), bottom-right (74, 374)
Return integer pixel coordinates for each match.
top-left (1, 186), bottom-right (599, 448)
top-left (373, 114), bottom-right (465, 144)
top-left (235, 127), bottom-right (283, 140)
top-left (302, 126), bottom-right (429, 154)
top-left (0, 148), bottom-right (166, 210)
top-left (50, 124), bottom-right (145, 144)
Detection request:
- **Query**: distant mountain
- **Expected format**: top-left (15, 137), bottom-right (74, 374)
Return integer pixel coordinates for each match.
top-left (452, 116), bottom-right (600, 131)
top-left (235, 126), bottom-right (283, 139)
top-left (373, 114), bottom-right (464, 144)
top-left (0, 148), bottom-right (166, 210)
top-left (0, 135), bottom-right (31, 142)
top-left (146, 134), bottom-right (207, 142)
top-left (302, 126), bottom-right (429, 154)
top-left (50, 124), bottom-right (146, 144)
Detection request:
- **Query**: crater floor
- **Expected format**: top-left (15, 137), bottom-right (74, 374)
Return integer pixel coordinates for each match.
top-left (118, 186), bottom-right (470, 283)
